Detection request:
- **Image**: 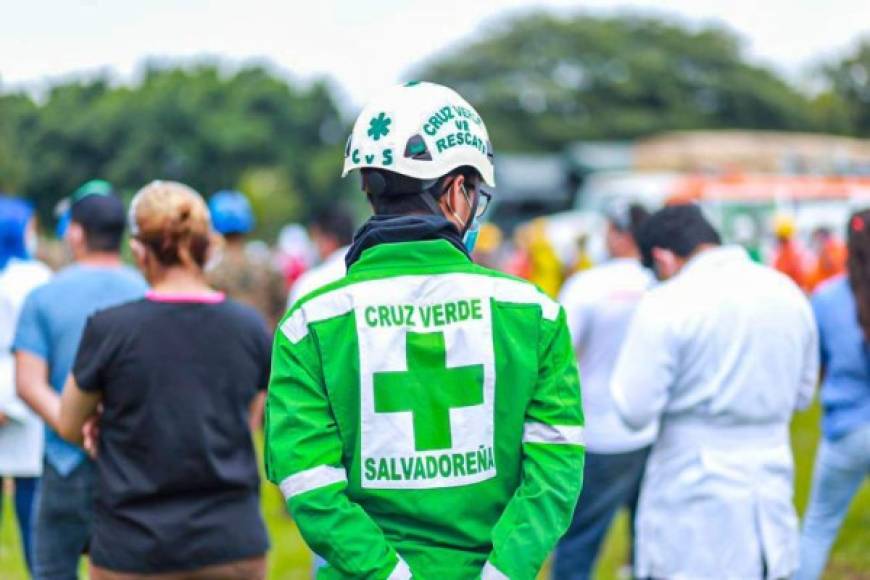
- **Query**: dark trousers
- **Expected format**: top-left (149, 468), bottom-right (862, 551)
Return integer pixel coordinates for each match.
top-left (553, 446), bottom-right (651, 580)
top-left (32, 460), bottom-right (95, 580)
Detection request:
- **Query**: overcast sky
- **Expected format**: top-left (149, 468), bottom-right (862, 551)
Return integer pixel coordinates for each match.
top-left (1, 0), bottom-right (868, 111)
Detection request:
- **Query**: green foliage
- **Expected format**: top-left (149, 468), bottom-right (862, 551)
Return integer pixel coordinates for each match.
top-left (0, 13), bottom-right (867, 233)
top-left (817, 38), bottom-right (870, 136)
top-left (238, 166), bottom-right (302, 241)
top-left (0, 94), bottom-right (38, 192)
top-left (413, 12), bottom-right (821, 151)
top-left (1, 64), bottom-right (353, 238)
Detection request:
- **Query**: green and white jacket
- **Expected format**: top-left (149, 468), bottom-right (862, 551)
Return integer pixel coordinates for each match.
top-left (265, 239), bottom-right (585, 579)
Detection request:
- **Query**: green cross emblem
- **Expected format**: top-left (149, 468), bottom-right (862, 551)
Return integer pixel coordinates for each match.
top-left (374, 331), bottom-right (484, 452)
top-left (367, 112), bottom-right (392, 141)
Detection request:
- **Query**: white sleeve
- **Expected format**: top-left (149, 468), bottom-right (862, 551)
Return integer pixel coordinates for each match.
top-left (610, 294), bottom-right (675, 430)
top-left (0, 292), bottom-right (27, 421)
top-left (287, 273), bottom-right (311, 309)
top-left (558, 277), bottom-right (592, 352)
top-left (796, 298), bottom-right (820, 411)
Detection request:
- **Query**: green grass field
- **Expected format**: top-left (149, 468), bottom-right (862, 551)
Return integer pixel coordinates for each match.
top-left (1, 402), bottom-right (867, 579)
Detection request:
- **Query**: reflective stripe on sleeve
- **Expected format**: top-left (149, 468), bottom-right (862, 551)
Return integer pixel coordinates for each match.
top-left (387, 556), bottom-right (412, 579)
top-left (491, 278), bottom-right (560, 321)
top-left (278, 465), bottom-right (347, 500)
top-left (522, 422), bottom-right (585, 445)
top-left (482, 561), bottom-right (509, 579)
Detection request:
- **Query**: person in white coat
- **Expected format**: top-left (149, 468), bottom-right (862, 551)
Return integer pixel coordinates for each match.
top-left (611, 204), bottom-right (819, 579)
top-left (0, 197), bottom-right (52, 573)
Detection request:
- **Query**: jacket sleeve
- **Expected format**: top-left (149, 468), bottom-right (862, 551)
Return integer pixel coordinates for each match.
top-left (796, 295), bottom-right (820, 411)
top-left (265, 319), bottom-right (411, 580)
top-left (485, 306), bottom-right (586, 579)
top-left (610, 295), bottom-right (674, 430)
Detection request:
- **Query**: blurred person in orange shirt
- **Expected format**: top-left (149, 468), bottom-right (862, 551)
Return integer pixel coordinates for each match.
top-left (504, 227), bottom-right (533, 280)
top-left (807, 226), bottom-right (847, 291)
top-left (772, 214), bottom-right (809, 290)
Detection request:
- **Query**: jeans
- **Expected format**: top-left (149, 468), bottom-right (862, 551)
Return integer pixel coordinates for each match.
top-left (796, 424), bottom-right (870, 580)
top-left (32, 460), bottom-right (95, 580)
top-left (553, 446), bottom-right (650, 580)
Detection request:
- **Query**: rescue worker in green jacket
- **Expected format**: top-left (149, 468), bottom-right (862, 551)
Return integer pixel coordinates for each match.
top-left (265, 82), bottom-right (585, 580)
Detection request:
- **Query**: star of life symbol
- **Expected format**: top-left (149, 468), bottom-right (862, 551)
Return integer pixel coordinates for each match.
top-left (367, 112), bottom-right (392, 141)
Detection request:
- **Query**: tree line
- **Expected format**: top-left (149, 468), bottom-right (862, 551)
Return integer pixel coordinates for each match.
top-left (1, 12), bottom-right (867, 238)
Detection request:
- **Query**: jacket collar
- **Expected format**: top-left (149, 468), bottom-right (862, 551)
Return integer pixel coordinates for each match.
top-left (349, 239), bottom-right (472, 275)
top-left (345, 214), bottom-right (470, 270)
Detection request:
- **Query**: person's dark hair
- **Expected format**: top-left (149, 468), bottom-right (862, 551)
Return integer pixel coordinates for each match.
top-left (310, 205), bottom-right (356, 247)
top-left (847, 209), bottom-right (870, 340)
top-left (637, 204), bottom-right (721, 269)
top-left (70, 195), bottom-right (127, 253)
top-left (362, 167), bottom-right (481, 216)
top-left (609, 203), bottom-right (650, 244)
top-left (626, 204), bottom-right (650, 242)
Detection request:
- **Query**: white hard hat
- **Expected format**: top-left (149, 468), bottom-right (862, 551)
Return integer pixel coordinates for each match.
top-left (342, 82), bottom-right (495, 188)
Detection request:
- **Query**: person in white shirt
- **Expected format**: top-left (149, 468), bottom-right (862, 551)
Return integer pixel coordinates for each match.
top-left (611, 204), bottom-right (818, 579)
top-left (285, 204), bottom-right (356, 573)
top-left (288, 206), bottom-right (355, 306)
top-left (553, 204), bottom-right (656, 580)
top-left (0, 197), bottom-right (52, 574)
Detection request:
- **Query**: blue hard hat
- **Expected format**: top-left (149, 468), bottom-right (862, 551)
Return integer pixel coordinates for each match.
top-left (0, 196), bottom-right (34, 269)
top-left (209, 190), bottom-right (255, 235)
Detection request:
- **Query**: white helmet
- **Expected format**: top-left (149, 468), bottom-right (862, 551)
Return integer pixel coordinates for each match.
top-left (342, 82), bottom-right (495, 188)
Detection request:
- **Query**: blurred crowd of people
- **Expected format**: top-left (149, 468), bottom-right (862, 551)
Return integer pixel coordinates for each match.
top-left (469, 210), bottom-right (850, 304)
top-left (526, 203), bottom-right (866, 580)
top-left (1, 175), bottom-right (866, 579)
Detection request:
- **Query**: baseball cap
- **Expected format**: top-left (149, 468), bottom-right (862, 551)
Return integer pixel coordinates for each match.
top-left (55, 180), bottom-right (125, 238)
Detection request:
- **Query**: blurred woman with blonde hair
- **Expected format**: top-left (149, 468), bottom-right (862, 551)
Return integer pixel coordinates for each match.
top-left (58, 181), bottom-right (270, 579)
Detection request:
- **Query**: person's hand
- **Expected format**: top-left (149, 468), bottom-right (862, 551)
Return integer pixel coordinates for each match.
top-left (82, 407), bottom-right (102, 459)
top-left (0, 411), bottom-right (8, 427)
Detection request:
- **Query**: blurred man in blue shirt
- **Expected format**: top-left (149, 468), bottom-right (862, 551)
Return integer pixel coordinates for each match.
top-left (15, 181), bottom-right (147, 580)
